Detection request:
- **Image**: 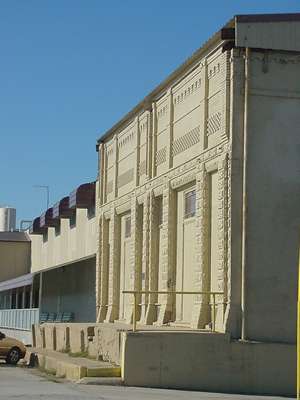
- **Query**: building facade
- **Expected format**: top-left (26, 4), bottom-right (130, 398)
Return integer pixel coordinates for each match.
top-left (30, 182), bottom-right (97, 323)
top-left (96, 14), bottom-right (300, 344)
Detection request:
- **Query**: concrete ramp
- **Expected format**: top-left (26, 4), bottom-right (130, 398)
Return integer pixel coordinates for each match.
top-left (26, 347), bottom-right (121, 382)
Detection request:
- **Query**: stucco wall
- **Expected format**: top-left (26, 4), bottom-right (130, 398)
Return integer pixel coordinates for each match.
top-left (40, 257), bottom-right (96, 322)
top-left (122, 331), bottom-right (295, 396)
top-left (245, 51), bottom-right (300, 343)
top-left (0, 241), bottom-right (30, 282)
top-left (30, 208), bottom-right (96, 273)
top-left (96, 42), bottom-right (232, 329)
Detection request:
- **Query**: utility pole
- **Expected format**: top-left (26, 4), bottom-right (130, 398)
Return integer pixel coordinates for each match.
top-left (33, 185), bottom-right (50, 209)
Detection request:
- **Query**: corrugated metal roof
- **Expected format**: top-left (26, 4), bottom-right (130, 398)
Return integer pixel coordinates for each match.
top-left (0, 273), bottom-right (33, 292)
top-left (0, 231), bottom-right (30, 242)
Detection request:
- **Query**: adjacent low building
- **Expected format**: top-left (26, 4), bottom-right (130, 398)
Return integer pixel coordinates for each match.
top-left (0, 182), bottom-right (97, 343)
top-left (0, 231), bottom-right (37, 343)
top-left (30, 182), bottom-right (97, 323)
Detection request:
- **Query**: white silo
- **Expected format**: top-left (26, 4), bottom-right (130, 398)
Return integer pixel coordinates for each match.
top-left (0, 207), bottom-right (16, 232)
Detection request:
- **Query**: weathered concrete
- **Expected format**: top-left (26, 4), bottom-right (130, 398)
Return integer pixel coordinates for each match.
top-left (55, 324), bottom-right (70, 352)
top-left (27, 347), bottom-right (121, 382)
top-left (0, 364), bottom-right (291, 400)
top-left (33, 323), bottom-right (122, 364)
top-left (122, 331), bottom-right (296, 397)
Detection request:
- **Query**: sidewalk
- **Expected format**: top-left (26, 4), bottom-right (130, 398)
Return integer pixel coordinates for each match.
top-left (24, 347), bottom-right (121, 382)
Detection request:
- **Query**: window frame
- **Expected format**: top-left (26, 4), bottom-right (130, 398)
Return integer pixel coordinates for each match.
top-left (184, 189), bottom-right (196, 219)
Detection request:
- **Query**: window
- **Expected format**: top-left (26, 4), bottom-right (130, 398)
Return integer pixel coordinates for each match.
top-left (55, 222), bottom-right (61, 236)
top-left (43, 230), bottom-right (48, 243)
top-left (88, 205), bottom-right (95, 219)
top-left (70, 213), bottom-right (76, 228)
top-left (184, 190), bottom-right (196, 219)
top-left (157, 197), bottom-right (163, 226)
top-left (125, 217), bottom-right (131, 238)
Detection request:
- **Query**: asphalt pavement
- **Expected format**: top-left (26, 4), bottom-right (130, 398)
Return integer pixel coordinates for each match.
top-left (0, 362), bottom-right (294, 400)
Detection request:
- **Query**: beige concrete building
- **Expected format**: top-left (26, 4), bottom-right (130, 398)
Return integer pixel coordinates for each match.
top-left (95, 13), bottom-right (300, 349)
top-left (29, 182), bottom-right (97, 322)
top-left (0, 231), bottom-right (32, 309)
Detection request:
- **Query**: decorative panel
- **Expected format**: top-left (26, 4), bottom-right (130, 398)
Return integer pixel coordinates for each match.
top-left (156, 147), bottom-right (167, 166)
top-left (172, 125), bottom-right (200, 157)
top-left (117, 168), bottom-right (134, 188)
top-left (173, 64), bottom-right (205, 123)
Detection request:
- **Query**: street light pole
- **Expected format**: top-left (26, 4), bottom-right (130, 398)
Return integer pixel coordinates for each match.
top-left (33, 185), bottom-right (50, 209)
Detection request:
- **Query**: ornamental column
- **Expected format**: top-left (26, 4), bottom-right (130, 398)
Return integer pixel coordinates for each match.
top-left (156, 181), bottom-right (176, 325)
top-left (96, 213), bottom-right (110, 322)
top-left (139, 192), bottom-right (150, 323)
top-left (105, 207), bottom-right (120, 322)
top-left (191, 163), bottom-right (210, 328)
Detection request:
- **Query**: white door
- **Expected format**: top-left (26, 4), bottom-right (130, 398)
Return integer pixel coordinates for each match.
top-left (209, 171), bottom-right (222, 328)
top-left (175, 188), bottom-right (196, 324)
top-left (119, 215), bottom-right (132, 321)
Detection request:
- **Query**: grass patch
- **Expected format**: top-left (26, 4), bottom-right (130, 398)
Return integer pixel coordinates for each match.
top-left (68, 351), bottom-right (89, 358)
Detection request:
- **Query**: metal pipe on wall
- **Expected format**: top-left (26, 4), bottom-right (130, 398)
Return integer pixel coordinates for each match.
top-left (241, 47), bottom-right (250, 341)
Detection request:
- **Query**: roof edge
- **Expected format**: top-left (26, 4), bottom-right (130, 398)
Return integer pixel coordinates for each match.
top-left (97, 18), bottom-right (234, 145)
top-left (236, 13), bottom-right (300, 23)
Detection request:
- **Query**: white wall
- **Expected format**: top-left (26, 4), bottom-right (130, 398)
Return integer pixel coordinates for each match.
top-left (244, 50), bottom-right (300, 343)
top-left (30, 208), bottom-right (96, 273)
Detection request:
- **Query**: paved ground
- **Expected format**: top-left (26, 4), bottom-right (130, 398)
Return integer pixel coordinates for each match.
top-left (0, 363), bottom-right (293, 400)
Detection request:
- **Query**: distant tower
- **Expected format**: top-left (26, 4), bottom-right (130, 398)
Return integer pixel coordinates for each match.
top-left (0, 207), bottom-right (16, 232)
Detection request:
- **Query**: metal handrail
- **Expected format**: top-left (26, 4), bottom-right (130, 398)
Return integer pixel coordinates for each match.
top-left (122, 290), bottom-right (224, 332)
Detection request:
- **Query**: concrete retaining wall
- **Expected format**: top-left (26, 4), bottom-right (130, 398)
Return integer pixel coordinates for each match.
top-left (122, 331), bottom-right (296, 396)
top-left (32, 323), bottom-right (121, 364)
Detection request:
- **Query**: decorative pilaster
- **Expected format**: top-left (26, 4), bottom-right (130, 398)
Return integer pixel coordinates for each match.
top-left (105, 208), bottom-right (120, 322)
top-left (133, 117), bottom-right (140, 187)
top-left (96, 214), bottom-right (110, 322)
top-left (140, 193), bottom-right (150, 322)
top-left (191, 163), bottom-right (210, 328)
top-left (98, 143), bottom-right (105, 205)
top-left (145, 190), bottom-right (158, 324)
top-left (166, 88), bottom-right (174, 169)
top-left (126, 196), bottom-right (143, 323)
top-left (151, 102), bottom-right (157, 178)
top-left (215, 155), bottom-right (228, 330)
top-left (202, 59), bottom-right (209, 150)
top-left (113, 135), bottom-right (118, 199)
top-left (156, 182), bottom-right (176, 325)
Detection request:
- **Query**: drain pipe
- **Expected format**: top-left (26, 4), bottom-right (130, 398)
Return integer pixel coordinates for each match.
top-left (241, 47), bottom-right (250, 341)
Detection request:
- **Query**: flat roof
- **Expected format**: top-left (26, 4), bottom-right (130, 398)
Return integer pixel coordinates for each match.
top-left (0, 231), bottom-right (30, 243)
top-left (236, 13), bottom-right (300, 23)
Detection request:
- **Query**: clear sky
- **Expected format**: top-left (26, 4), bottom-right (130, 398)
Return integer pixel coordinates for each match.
top-left (1, 0), bottom-right (299, 226)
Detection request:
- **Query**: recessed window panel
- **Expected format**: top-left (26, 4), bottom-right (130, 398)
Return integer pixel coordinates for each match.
top-left (184, 190), bottom-right (196, 219)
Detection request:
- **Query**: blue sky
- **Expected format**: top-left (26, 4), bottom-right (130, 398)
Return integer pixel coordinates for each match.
top-left (1, 0), bottom-right (299, 225)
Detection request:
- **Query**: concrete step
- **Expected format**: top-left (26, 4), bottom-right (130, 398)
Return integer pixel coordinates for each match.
top-left (24, 347), bottom-right (121, 382)
top-left (77, 377), bottom-right (123, 386)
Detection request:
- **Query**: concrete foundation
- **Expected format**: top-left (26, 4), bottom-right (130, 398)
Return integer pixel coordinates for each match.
top-left (32, 322), bottom-right (296, 396)
top-left (122, 331), bottom-right (296, 397)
